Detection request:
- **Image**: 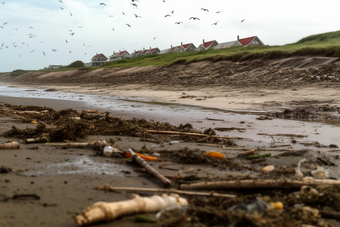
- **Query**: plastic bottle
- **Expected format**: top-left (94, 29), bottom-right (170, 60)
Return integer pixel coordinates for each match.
top-left (103, 146), bottom-right (118, 157)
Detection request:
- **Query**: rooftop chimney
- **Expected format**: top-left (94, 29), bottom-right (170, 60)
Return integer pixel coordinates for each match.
top-left (203, 39), bottom-right (205, 44)
top-left (237, 35), bottom-right (239, 41)
top-left (181, 42), bottom-right (183, 46)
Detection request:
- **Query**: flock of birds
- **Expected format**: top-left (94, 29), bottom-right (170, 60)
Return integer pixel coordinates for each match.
top-left (0, 0), bottom-right (246, 66)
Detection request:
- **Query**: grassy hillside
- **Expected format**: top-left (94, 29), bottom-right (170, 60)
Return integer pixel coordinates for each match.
top-left (100, 30), bottom-right (340, 68)
top-left (8, 30), bottom-right (340, 74)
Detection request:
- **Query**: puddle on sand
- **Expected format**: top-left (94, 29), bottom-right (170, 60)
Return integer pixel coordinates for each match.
top-left (21, 156), bottom-right (134, 177)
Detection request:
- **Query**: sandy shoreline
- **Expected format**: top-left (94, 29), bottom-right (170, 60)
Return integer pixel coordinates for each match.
top-left (2, 82), bottom-right (340, 112)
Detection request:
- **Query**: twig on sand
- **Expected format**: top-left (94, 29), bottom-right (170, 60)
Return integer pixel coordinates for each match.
top-left (258, 133), bottom-right (308, 138)
top-left (180, 179), bottom-right (340, 190)
top-left (96, 184), bottom-right (236, 198)
top-left (147, 130), bottom-right (249, 140)
top-left (205, 117), bottom-right (224, 121)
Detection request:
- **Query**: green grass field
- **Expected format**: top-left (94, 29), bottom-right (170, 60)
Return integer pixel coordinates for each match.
top-left (7, 30), bottom-right (340, 74)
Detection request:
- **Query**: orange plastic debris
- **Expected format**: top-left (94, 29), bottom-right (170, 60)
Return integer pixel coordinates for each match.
top-left (124, 151), bottom-right (158, 161)
top-left (206, 151), bottom-right (225, 159)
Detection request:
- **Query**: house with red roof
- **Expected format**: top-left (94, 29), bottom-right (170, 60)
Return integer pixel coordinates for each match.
top-left (160, 42), bottom-right (196, 54)
top-left (130, 50), bottom-right (143, 58)
top-left (109, 50), bottom-right (130, 61)
top-left (237, 36), bottom-right (264, 47)
top-left (196, 39), bottom-right (219, 51)
top-left (91, 53), bottom-right (108, 66)
top-left (147, 47), bottom-right (161, 55)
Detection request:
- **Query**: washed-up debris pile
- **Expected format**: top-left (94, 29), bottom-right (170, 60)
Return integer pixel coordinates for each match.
top-left (266, 105), bottom-right (340, 121)
top-left (0, 104), bottom-right (236, 144)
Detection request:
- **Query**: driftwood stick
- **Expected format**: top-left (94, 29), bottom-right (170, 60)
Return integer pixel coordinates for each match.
top-left (0, 141), bottom-right (20, 149)
top-left (44, 142), bottom-right (92, 148)
top-left (325, 149), bottom-right (340, 152)
top-left (319, 209), bottom-right (340, 220)
top-left (97, 184), bottom-right (236, 198)
top-left (214, 127), bottom-right (246, 131)
top-left (180, 179), bottom-right (340, 190)
top-left (129, 149), bottom-right (171, 187)
top-left (73, 193), bottom-right (187, 226)
top-left (258, 133), bottom-right (308, 138)
top-left (146, 130), bottom-right (249, 140)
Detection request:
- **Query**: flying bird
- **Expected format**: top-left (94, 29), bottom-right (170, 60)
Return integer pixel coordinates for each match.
top-left (212, 21), bottom-right (218, 25)
top-left (112, 28), bottom-right (115, 31)
top-left (131, 3), bottom-right (137, 7)
top-left (43, 52), bottom-right (45, 56)
top-left (0, 26), bottom-right (3, 29)
top-left (131, 0), bottom-right (138, 2)
top-left (154, 37), bottom-right (156, 39)
top-left (175, 22), bottom-right (183, 24)
top-left (52, 49), bottom-right (57, 52)
top-left (189, 17), bottom-right (200, 20)
top-left (3, 22), bottom-right (8, 26)
top-left (241, 19), bottom-right (245, 22)
top-left (70, 12), bottom-right (73, 16)
top-left (1, 2), bottom-right (5, 4)
top-left (59, 0), bottom-right (63, 3)
top-left (60, 7), bottom-right (64, 10)
top-left (65, 39), bottom-right (68, 43)
top-left (134, 14), bottom-right (141, 18)
top-left (122, 12), bottom-right (125, 15)
top-left (170, 10), bottom-right (174, 14)
top-left (30, 26), bottom-right (34, 29)
top-left (99, 3), bottom-right (106, 6)
top-left (69, 32), bottom-right (75, 35)
top-left (216, 11), bottom-right (221, 13)
top-left (164, 14), bottom-right (170, 17)
top-left (201, 8), bottom-right (209, 12)
top-left (30, 50), bottom-right (34, 53)
top-left (125, 23), bottom-right (131, 27)
top-left (109, 15), bottom-right (113, 17)
top-left (78, 26), bottom-right (83, 28)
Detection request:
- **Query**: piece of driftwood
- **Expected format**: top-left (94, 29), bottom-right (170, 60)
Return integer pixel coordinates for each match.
top-left (43, 140), bottom-right (107, 150)
top-left (214, 127), bottom-right (246, 131)
top-left (319, 209), bottom-right (340, 220)
top-left (325, 149), bottom-right (340, 152)
top-left (146, 130), bottom-right (249, 140)
top-left (0, 141), bottom-right (20, 149)
top-left (180, 179), bottom-right (340, 190)
top-left (129, 149), bottom-right (171, 187)
top-left (258, 133), bottom-right (308, 138)
top-left (83, 110), bottom-right (100, 114)
top-left (205, 117), bottom-right (224, 121)
top-left (97, 184), bottom-right (236, 198)
top-left (73, 193), bottom-right (188, 227)
top-left (270, 144), bottom-right (292, 148)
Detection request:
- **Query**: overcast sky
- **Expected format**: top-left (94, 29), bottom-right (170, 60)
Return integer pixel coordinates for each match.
top-left (0, 0), bottom-right (339, 72)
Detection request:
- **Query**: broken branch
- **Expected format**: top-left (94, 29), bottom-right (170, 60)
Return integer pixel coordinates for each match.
top-left (180, 179), bottom-right (340, 190)
top-left (97, 184), bottom-right (236, 198)
top-left (73, 193), bottom-right (188, 226)
top-left (147, 130), bottom-right (249, 140)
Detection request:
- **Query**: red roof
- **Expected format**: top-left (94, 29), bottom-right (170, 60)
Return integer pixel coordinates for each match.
top-left (119, 51), bottom-right (127, 56)
top-left (93, 53), bottom-right (102, 59)
top-left (149, 48), bottom-right (159, 53)
top-left (203, 40), bottom-right (215, 48)
top-left (238, 36), bottom-right (256, 46)
top-left (182, 43), bottom-right (192, 49)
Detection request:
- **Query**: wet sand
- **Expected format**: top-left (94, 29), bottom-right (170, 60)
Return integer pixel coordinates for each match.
top-left (1, 83), bottom-right (340, 227)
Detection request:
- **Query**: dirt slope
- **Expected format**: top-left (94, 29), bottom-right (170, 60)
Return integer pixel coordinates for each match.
top-left (1, 57), bottom-right (339, 89)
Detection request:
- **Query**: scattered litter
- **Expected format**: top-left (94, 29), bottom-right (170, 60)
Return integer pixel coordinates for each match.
top-left (206, 151), bottom-right (225, 159)
top-left (228, 197), bottom-right (273, 214)
top-left (262, 165), bottom-right (275, 172)
top-left (295, 158), bottom-right (307, 177)
top-left (103, 146), bottom-right (119, 157)
top-left (311, 166), bottom-right (329, 179)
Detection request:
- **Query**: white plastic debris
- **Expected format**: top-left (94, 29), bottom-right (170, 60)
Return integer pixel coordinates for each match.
top-left (103, 146), bottom-right (119, 157)
top-left (295, 158), bottom-right (306, 177)
top-left (311, 166), bottom-right (329, 179)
